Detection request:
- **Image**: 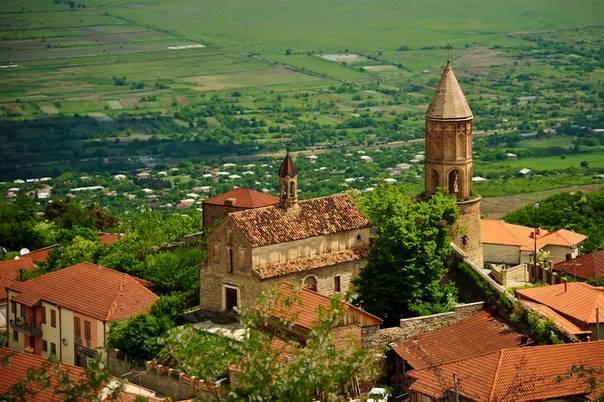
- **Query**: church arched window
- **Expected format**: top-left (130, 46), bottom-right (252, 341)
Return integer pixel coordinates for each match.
top-left (303, 276), bottom-right (318, 292)
top-left (448, 169), bottom-right (461, 196)
top-left (289, 181), bottom-right (295, 197)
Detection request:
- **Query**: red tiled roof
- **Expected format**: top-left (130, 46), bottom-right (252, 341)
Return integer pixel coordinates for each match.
top-left (270, 282), bottom-right (382, 331)
top-left (554, 250), bottom-right (604, 280)
top-left (203, 188), bottom-right (279, 209)
top-left (408, 341), bottom-right (604, 402)
top-left (0, 275), bottom-right (16, 301)
top-left (516, 282), bottom-right (604, 325)
top-left (0, 348), bottom-right (163, 402)
top-left (520, 301), bottom-right (591, 336)
top-left (99, 233), bottom-right (122, 246)
top-left (8, 262), bottom-right (158, 321)
top-left (390, 310), bottom-right (525, 370)
top-left (0, 348), bottom-right (85, 401)
top-left (481, 220), bottom-right (586, 251)
top-left (24, 245), bottom-right (58, 262)
top-left (253, 247), bottom-right (368, 280)
top-left (230, 193), bottom-right (369, 248)
top-left (0, 256), bottom-right (35, 280)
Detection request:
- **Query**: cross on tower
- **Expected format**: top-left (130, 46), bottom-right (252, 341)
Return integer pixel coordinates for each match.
top-left (446, 43), bottom-right (452, 63)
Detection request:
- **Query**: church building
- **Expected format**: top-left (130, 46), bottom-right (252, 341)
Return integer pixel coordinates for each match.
top-left (424, 61), bottom-right (483, 267)
top-left (199, 153), bottom-right (370, 314)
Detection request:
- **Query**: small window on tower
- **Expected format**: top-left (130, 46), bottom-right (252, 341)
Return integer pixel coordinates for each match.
top-left (461, 235), bottom-right (469, 248)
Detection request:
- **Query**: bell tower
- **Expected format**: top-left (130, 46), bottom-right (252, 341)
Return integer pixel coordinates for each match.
top-left (424, 62), bottom-right (483, 267)
top-left (278, 151), bottom-right (298, 209)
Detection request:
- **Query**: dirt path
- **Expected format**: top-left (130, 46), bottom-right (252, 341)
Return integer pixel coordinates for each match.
top-left (481, 183), bottom-right (604, 219)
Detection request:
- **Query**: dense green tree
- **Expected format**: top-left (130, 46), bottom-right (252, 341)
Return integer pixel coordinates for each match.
top-left (504, 189), bottom-right (604, 252)
top-left (353, 186), bottom-right (459, 326)
top-left (158, 286), bottom-right (377, 400)
top-left (46, 235), bottom-right (102, 269)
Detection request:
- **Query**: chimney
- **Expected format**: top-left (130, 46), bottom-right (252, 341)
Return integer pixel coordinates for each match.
top-left (223, 198), bottom-right (236, 207)
top-left (520, 334), bottom-right (530, 344)
top-left (562, 278), bottom-right (568, 292)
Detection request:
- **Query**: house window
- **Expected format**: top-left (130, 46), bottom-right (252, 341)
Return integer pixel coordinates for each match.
top-left (356, 234), bottom-right (362, 242)
top-left (50, 310), bottom-right (57, 328)
top-left (74, 317), bottom-right (81, 341)
top-left (84, 320), bottom-right (91, 347)
top-left (13, 330), bottom-right (18, 342)
top-left (42, 340), bottom-right (48, 353)
top-left (303, 276), bottom-right (318, 292)
top-left (334, 276), bottom-right (341, 292)
top-left (228, 248), bottom-right (234, 273)
top-left (11, 301), bottom-right (16, 316)
top-left (41, 307), bottom-right (46, 325)
top-left (50, 342), bottom-right (56, 356)
top-left (20, 304), bottom-right (24, 317)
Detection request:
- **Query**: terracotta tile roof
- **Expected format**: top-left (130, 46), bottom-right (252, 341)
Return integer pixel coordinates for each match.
top-left (425, 62), bottom-right (473, 121)
top-left (253, 247), bottom-right (368, 280)
top-left (0, 348), bottom-right (163, 402)
top-left (481, 219), bottom-right (545, 247)
top-left (481, 219), bottom-right (585, 251)
top-left (535, 229), bottom-right (587, 249)
top-left (99, 232), bottom-right (122, 246)
top-left (520, 301), bottom-right (591, 336)
top-left (230, 193), bottom-right (369, 248)
top-left (0, 256), bottom-right (35, 280)
top-left (0, 275), bottom-right (16, 301)
top-left (390, 310), bottom-right (525, 370)
top-left (8, 262), bottom-right (158, 321)
top-left (554, 250), bottom-right (604, 280)
top-left (516, 282), bottom-right (604, 325)
top-left (408, 341), bottom-right (604, 402)
top-left (270, 282), bottom-right (382, 331)
top-left (203, 187), bottom-right (279, 209)
top-left (0, 348), bottom-right (85, 401)
top-left (278, 152), bottom-right (297, 178)
top-left (23, 245), bottom-right (58, 262)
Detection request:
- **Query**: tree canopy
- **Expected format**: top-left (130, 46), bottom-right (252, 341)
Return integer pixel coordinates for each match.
top-left (353, 185), bottom-right (459, 326)
top-left (504, 188), bottom-right (604, 252)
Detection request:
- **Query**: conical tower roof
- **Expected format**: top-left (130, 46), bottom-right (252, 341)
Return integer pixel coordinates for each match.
top-left (278, 151), bottom-right (297, 178)
top-left (426, 62), bottom-right (473, 120)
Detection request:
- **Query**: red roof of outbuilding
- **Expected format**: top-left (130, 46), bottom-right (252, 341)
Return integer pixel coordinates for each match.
top-left (0, 348), bottom-right (164, 402)
top-left (270, 282), bottom-right (382, 330)
top-left (554, 250), bottom-right (604, 280)
top-left (390, 310), bottom-right (525, 370)
top-left (99, 233), bottom-right (122, 246)
top-left (408, 341), bottom-right (604, 401)
top-left (0, 256), bottom-right (35, 280)
top-left (8, 262), bottom-right (158, 321)
top-left (24, 245), bottom-right (58, 262)
top-left (516, 282), bottom-right (604, 325)
top-left (203, 188), bottom-right (279, 209)
top-left (0, 348), bottom-right (85, 401)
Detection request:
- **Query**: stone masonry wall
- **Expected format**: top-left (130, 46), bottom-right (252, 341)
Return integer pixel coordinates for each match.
top-left (364, 302), bottom-right (484, 351)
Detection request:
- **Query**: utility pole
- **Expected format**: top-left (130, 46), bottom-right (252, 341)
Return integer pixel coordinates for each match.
top-left (533, 203), bottom-right (540, 282)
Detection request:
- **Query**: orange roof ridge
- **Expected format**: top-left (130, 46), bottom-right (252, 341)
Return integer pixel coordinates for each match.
top-left (487, 350), bottom-right (505, 402)
top-left (8, 262), bottom-right (158, 321)
top-left (203, 188), bottom-right (279, 209)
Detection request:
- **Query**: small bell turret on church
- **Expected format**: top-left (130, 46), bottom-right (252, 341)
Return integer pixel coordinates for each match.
top-left (278, 151), bottom-right (298, 209)
top-left (424, 61), bottom-right (483, 267)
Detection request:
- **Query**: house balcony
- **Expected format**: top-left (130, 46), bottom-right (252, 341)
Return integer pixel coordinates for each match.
top-left (10, 317), bottom-right (42, 337)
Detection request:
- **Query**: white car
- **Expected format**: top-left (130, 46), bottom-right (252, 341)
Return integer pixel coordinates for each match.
top-left (367, 387), bottom-right (390, 402)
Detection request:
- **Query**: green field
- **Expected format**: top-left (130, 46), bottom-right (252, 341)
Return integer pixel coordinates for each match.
top-left (0, 0), bottom-right (603, 211)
